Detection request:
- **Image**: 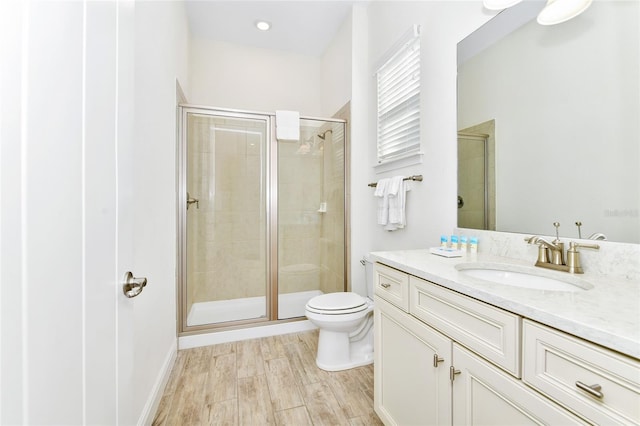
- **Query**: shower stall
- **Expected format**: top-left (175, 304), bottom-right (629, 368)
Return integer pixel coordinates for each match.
top-left (177, 106), bottom-right (348, 334)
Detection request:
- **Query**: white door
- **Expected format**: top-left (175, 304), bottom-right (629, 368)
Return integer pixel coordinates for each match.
top-left (114, 1), bottom-right (137, 424)
top-left (0, 1), bottom-right (137, 424)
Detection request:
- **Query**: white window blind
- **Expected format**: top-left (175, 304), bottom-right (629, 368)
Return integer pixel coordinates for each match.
top-left (376, 26), bottom-right (421, 164)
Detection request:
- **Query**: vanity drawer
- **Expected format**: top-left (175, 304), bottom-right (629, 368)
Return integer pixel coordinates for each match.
top-left (410, 276), bottom-right (521, 377)
top-left (374, 263), bottom-right (409, 312)
top-left (522, 319), bottom-right (640, 425)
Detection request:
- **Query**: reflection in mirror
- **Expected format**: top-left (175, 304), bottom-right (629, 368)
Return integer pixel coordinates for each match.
top-left (457, 0), bottom-right (639, 243)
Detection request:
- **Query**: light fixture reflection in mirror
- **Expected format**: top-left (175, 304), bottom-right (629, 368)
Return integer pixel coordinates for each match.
top-left (537, 0), bottom-right (593, 25)
top-left (457, 1), bottom-right (639, 244)
top-left (483, 0), bottom-right (523, 11)
top-left (484, 0), bottom-right (594, 26)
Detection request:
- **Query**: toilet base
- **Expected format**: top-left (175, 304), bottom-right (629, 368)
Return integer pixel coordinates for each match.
top-left (316, 352), bottom-right (373, 372)
top-left (314, 321), bottom-right (374, 372)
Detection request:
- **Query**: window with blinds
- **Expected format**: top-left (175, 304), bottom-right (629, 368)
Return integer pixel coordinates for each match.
top-left (376, 26), bottom-right (421, 164)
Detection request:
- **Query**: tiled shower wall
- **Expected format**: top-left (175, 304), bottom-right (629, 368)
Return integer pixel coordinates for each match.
top-left (319, 125), bottom-right (345, 295)
top-left (277, 138), bottom-right (322, 294)
top-left (278, 124), bottom-right (345, 296)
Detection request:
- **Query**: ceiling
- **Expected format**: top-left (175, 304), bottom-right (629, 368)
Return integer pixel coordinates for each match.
top-left (184, 1), bottom-right (360, 57)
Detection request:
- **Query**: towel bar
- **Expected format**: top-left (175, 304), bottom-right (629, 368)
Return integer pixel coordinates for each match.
top-left (368, 175), bottom-right (423, 187)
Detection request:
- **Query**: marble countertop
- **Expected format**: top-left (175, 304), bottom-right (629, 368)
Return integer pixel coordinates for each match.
top-left (369, 249), bottom-right (640, 360)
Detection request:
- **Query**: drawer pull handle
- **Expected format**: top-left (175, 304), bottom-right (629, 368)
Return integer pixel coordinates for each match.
top-left (380, 283), bottom-right (391, 288)
top-left (433, 354), bottom-right (444, 367)
top-left (575, 381), bottom-right (603, 399)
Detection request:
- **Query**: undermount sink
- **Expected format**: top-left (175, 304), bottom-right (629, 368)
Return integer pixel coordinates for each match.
top-left (455, 263), bottom-right (594, 292)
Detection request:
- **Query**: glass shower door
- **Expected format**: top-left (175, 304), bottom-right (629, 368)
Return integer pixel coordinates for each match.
top-left (183, 110), bottom-right (269, 327)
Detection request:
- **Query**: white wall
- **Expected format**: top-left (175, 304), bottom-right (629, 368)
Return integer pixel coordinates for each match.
top-left (320, 11), bottom-right (352, 117)
top-left (132, 1), bottom-right (190, 422)
top-left (349, 3), bottom-right (372, 295)
top-left (189, 38), bottom-right (322, 115)
top-left (348, 2), bottom-right (494, 292)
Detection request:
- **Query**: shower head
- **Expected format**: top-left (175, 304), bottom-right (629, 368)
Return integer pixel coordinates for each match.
top-left (317, 129), bottom-right (333, 140)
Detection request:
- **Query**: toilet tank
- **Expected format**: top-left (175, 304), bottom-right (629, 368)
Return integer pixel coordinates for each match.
top-left (362, 255), bottom-right (374, 299)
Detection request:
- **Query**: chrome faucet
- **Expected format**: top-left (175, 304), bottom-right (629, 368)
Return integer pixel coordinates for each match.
top-left (525, 222), bottom-right (599, 274)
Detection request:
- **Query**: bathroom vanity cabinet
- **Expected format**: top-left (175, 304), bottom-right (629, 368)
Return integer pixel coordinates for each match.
top-left (373, 261), bottom-right (640, 425)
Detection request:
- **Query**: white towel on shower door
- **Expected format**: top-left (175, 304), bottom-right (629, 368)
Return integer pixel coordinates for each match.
top-left (275, 110), bottom-right (300, 141)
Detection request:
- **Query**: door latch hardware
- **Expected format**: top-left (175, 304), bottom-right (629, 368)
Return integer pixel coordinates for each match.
top-left (186, 192), bottom-right (199, 210)
top-left (122, 272), bottom-right (147, 298)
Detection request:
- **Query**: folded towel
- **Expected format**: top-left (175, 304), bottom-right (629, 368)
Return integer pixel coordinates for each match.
top-left (275, 110), bottom-right (300, 141)
top-left (374, 178), bottom-right (390, 225)
top-left (386, 176), bottom-right (411, 231)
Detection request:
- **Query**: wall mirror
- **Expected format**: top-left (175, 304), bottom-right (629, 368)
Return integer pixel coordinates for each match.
top-left (457, 0), bottom-right (639, 244)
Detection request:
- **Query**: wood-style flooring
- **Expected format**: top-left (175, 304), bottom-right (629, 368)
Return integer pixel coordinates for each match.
top-left (152, 329), bottom-right (383, 426)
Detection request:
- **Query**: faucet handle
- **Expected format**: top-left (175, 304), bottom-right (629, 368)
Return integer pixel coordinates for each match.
top-left (553, 222), bottom-right (561, 242)
top-left (569, 241), bottom-right (600, 251)
top-left (566, 241), bottom-right (600, 274)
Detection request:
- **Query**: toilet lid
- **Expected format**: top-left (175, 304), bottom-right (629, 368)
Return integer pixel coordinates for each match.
top-left (306, 292), bottom-right (366, 312)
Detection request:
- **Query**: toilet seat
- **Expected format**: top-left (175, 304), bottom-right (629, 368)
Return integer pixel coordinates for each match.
top-left (305, 292), bottom-right (368, 315)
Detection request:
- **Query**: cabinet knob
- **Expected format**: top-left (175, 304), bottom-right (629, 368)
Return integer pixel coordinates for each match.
top-left (380, 283), bottom-right (391, 288)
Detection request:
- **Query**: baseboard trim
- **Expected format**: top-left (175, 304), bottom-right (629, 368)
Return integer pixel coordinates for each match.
top-left (178, 319), bottom-right (318, 350)
top-left (137, 338), bottom-right (177, 426)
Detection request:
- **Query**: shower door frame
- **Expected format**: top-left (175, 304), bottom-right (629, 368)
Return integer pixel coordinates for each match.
top-left (177, 105), bottom-right (349, 336)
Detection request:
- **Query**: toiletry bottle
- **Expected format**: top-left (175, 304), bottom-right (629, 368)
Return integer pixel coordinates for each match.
top-left (460, 235), bottom-right (468, 253)
top-left (440, 235), bottom-right (448, 249)
top-left (470, 237), bottom-right (478, 255)
top-left (450, 235), bottom-right (459, 250)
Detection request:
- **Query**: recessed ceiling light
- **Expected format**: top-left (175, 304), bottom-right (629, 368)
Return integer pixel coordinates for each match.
top-left (255, 20), bottom-right (271, 31)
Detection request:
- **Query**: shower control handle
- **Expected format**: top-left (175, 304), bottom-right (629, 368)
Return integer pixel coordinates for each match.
top-left (187, 192), bottom-right (199, 210)
top-left (122, 272), bottom-right (147, 298)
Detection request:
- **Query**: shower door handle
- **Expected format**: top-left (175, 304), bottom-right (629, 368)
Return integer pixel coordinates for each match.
top-left (122, 272), bottom-right (147, 298)
top-left (187, 192), bottom-right (199, 209)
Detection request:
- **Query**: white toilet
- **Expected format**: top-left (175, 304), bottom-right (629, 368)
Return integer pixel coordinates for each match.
top-left (305, 257), bottom-right (374, 371)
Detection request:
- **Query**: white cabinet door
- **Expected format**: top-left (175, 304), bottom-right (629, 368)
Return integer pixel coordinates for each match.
top-left (452, 344), bottom-right (585, 425)
top-left (374, 296), bottom-right (452, 426)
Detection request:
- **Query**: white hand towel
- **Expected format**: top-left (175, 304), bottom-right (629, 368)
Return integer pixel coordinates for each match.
top-left (386, 176), bottom-right (411, 231)
top-left (374, 178), bottom-right (390, 225)
top-left (275, 110), bottom-right (300, 141)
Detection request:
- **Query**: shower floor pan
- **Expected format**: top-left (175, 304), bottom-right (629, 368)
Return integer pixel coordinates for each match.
top-left (187, 289), bottom-right (323, 327)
